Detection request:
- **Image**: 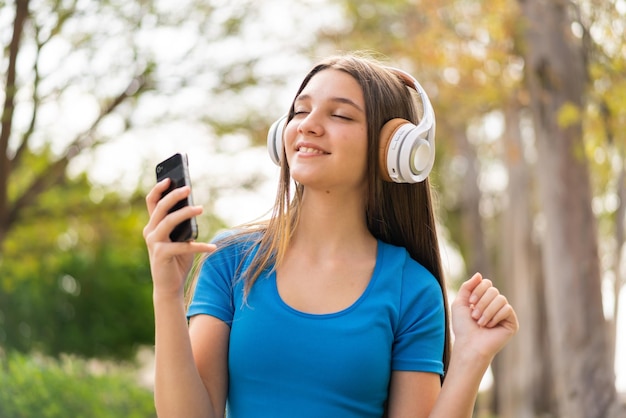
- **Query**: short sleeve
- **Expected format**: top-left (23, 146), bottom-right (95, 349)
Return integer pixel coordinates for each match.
top-left (186, 243), bottom-right (241, 325)
top-left (391, 261), bottom-right (445, 375)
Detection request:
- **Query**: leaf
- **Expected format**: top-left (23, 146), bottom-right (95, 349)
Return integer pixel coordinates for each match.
top-left (557, 101), bottom-right (582, 128)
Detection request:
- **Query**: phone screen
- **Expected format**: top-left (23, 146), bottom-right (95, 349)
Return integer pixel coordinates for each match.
top-left (155, 153), bottom-right (199, 242)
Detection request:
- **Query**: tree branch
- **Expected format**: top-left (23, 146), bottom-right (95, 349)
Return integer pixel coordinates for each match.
top-left (66, 72), bottom-right (149, 159)
top-left (0, 0), bottom-right (30, 225)
top-left (7, 157), bottom-right (69, 227)
top-left (13, 0), bottom-right (76, 171)
top-left (5, 72), bottom-right (150, 232)
top-left (12, 28), bottom-right (43, 170)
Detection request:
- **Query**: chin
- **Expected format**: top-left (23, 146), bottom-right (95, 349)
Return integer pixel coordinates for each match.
top-left (290, 171), bottom-right (317, 185)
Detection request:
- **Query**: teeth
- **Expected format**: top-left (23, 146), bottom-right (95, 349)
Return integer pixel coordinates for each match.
top-left (299, 147), bottom-right (325, 154)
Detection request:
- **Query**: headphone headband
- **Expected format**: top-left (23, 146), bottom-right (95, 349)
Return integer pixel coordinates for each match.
top-left (386, 67), bottom-right (436, 136)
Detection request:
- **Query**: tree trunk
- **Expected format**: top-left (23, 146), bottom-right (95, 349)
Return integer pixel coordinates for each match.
top-left (518, 0), bottom-right (624, 416)
top-left (0, 0), bottom-right (30, 245)
top-left (495, 99), bottom-right (554, 418)
top-left (453, 128), bottom-right (493, 280)
top-left (450, 127), bottom-right (495, 417)
top-left (609, 158), bottom-right (626, 371)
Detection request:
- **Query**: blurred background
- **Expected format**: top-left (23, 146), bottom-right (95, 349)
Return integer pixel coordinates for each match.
top-left (1, 0), bottom-right (625, 417)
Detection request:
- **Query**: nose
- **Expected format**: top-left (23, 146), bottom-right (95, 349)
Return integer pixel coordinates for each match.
top-left (297, 111), bottom-right (324, 136)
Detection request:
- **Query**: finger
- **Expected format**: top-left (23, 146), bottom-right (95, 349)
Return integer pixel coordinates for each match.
top-left (161, 240), bottom-right (217, 256)
top-left (454, 272), bottom-right (483, 306)
top-left (147, 186), bottom-right (193, 235)
top-left (146, 242), bottom-right (216, 276)
top-left (154, 185), bottom-right (192, 216)
top-left (486, 302), bottom-right (518, 330)
top-left (475, 293), bottom-right (507, 327)
top-left (468, 278), bottom-right (494, 306)
top-left (146, 178), bottom-right (171, 215)
top-left (485, 296), bottom-right (519, 331)
top-left (472, 286), bottom-right (500, 315)
top-left (151, 204), bottom-right (203, 243)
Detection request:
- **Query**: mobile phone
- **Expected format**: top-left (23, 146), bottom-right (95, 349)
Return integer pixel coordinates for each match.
top-left (155, 153), bottom-right (199, 242)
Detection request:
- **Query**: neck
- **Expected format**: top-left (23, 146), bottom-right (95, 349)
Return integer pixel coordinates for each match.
top-left (290, 186), bottom-right (375, 256)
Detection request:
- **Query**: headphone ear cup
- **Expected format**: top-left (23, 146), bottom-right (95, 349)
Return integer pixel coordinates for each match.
top-left (379, 118), bottom-right (407, 182)
top-left (379, 118), bottom-right (434, 183)
top-left (267, 114), bottom-right (288, 166)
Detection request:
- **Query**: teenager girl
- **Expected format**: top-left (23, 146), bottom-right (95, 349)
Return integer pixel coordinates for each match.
top-left (143, 53), bottom-right (519, 418)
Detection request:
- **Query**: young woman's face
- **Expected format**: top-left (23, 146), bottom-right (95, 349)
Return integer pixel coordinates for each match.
top-left (284, 69), bottom-right (368, 193)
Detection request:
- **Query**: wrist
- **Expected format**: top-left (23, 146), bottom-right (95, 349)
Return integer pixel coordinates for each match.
top-left (449, 340), bottom-right (494, 372)
top-left (153, 288), bottom-right (185, 306)
top-left (433, 342), bottom-right (493, 417)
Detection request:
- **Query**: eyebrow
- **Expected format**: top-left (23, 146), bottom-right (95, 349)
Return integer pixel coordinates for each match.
top-left (295, 94), bottom-right (365, 113)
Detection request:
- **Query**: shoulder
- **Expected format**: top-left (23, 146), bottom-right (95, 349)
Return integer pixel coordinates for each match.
top-left (378, 241), bottom-right (439, 287)
top-left (199, 229), bottom-right (263, 277)
top-left (377, 240), bottom-right (444, 314)
top-left (379, 243), bottom-right (446, 373)
top-left (211, 228), bottom-right (262, 249)
top-left (210, 228), bottom-right (263, 256)
top-left (188, 230), bottom-right (264, 321)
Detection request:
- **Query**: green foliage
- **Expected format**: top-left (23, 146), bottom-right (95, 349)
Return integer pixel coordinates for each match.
top-left (0, 155), bottom-right (154, 360)
top-left (0, 351), bottom-right (155, 418)
top-left (557, 102), bottom-right (582, 128)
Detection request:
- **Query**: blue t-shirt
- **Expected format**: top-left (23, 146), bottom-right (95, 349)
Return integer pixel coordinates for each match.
top-left (188, 235), bottom-right (445, 418)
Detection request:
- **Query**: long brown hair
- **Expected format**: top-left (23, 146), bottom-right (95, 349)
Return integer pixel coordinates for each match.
top-left (189, 52), bottom-right (451, 378)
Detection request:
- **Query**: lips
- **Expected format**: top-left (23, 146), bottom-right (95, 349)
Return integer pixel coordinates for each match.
top-left (295, 142), bottom-right (329, 155)
top-left (298, 146), bottom-right (327, 155)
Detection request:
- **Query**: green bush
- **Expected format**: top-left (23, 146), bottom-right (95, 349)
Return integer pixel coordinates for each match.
top-left (0, 352), bottom-right (156, 418)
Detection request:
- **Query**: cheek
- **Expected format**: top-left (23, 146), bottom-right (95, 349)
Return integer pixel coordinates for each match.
top-left (353, 130), bottom-right (369, 166)
top-left (283, 124), bottom-right (297, 153)
top-left (357, 134), bottom-right (371, 179)
top-left (283, 123), bottom-right (297, 146)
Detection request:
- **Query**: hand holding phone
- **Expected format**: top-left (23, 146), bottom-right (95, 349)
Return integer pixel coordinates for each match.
top-left (155, 153), bottom-right (199, 242)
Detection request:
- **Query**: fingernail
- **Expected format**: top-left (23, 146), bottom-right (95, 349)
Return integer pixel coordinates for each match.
top-left (472, 308), bottom-right (481, 319)
top-left (469, 294), bottom-right (478, 304)
top-left (478, 315), bottom-right (486, 327)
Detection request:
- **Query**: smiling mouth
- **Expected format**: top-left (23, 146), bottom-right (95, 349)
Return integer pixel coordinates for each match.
top-left (297, 146), bottom-right (328, 155)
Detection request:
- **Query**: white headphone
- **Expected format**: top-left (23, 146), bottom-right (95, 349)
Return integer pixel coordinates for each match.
top-left (267, 67), bottom-right (436, 183)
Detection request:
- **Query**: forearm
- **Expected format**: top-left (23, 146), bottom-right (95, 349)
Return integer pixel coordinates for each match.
top-left (153, 292), bottom-right (214, 418)
top-left (428, 345), bottom-right (493, 418)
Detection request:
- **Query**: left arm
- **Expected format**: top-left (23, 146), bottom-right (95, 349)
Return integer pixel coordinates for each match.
top-left (387, 273), bottom-right (519, 418)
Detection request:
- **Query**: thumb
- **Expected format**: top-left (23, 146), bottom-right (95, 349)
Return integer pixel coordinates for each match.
top-left (454, 272), bottom-right (483, 307)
